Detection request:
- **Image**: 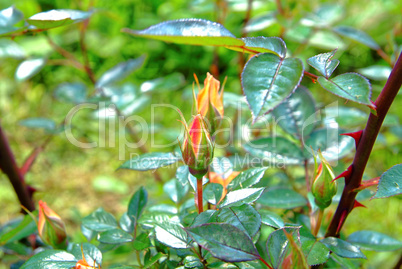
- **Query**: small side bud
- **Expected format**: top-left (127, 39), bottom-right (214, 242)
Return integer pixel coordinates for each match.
top-left (312, 153), bottom-right (337, 210)
top-left (38, 200), bottom-right (67, 249)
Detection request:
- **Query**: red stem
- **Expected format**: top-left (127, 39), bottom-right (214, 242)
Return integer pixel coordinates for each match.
top-left (259, 257), bottom-right (274, 269)
top-left (326, 52), bottom-right (402, 237)
top-left (197, 177), bottom-right (204, 214)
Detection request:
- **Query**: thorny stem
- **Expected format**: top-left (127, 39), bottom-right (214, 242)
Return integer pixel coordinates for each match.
top-left (326, 52), bottom-right (402, 237)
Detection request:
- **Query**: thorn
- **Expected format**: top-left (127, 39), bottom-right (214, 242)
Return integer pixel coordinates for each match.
top-left (336, 210), bottom-right (348, 235)
top-left (27, 185), bottom-right (37, 198)
top-left (353, 200), bottom-right (366, 209)
top-left (341, 130), bottom-right (363, 148)
top-left (333, 165), bottom-right (353, 183)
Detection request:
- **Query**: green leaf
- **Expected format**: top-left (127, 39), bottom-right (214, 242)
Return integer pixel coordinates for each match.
top-left (243, 136), bottom-right (304, 165)
top-left (217, 204), bottom-right (261, 238)
top-left (120, 152), bottom-right (180, 171)
top-left (372, 164), bottom-right (402, 199)
top-left (176, 165), bottom-right (194, 187)
top-left (124, 19), bottom-right (244, 47)
top-left (144, 252), bottom-right (166, 268)
top-left (309, 30), bottom-right (346, 50)
top-left (155, 222), bottom-right (189, 249)
top-left (119, 212), bottom-right (134, 233)
top-left (300, 237), bottom-right (330, 266)
top-left (186, 223), bottom-right (260, 262)
top-left (128, 186), bottom-right (148, 226)
top-left (266, 227), bottom-right (300, 268)
top-left (272, 86), bottom-right (317, 138)
top-left (0, 6), bottom-right (23, 27)
top-left (81, 207), bottom-right (118, 232)
top-left (304, 127), bottom-right (354, 162)
top-left (54, 83), bottom-right (86, 104)
top-left (163, 178), bottom-right (189, 203)
top-left (98, 228), bottom-right (134, 244)
top-left (323, 106), bottom-right (367, 127)
top-left (15, 58), bottom-right (46, 82)
top-left (219, 187), bottom-right (265, 208)
top-left (244, 13), bottom-right (276, 33)
top-left (259, 209), bottom-right (284, 229)
top-left (318, 73), bottom-right (373, 107)
top-left (227, 167), bottom-right (267, 191)
top-left (320, 237), bottom-right (366, 259)
top-left (20, 250), bottom-right (76, 269)
top-left (301, 4), bottom-right (343, 27)
top-left (329, 253), bottom-right (360, 269)
top-left (242, 53), bottom-right (304, 122)
top-left (227, 37), bottom-right (286, 58)
top-left (347, 230), bottom-right (402, 251)
top-left (258, 187), bottom-right (308, 209)
top-left (27, 9), bottom-right (92, 29)
top-left (203, 183), bottom-right (224, 205)
top-left (19, 118), bottom-right (56, 133)
top-left (96, 56), bottom-right (146, 88)
top-left (183, 256), bottom-right (203, 268)
top-left (0, 39), bottom-right (25, 59)
top-left (358, 65), bottom-right (392, 81)
top-left (0, 213), bottom-right (37, 244)
top-left (307, 49), bottom-right (339, 78)
top-left (133, 232), bottom-right (151, 251)
top-left (140, 73), bottom-right (185, 93)
top-left (191, 210), bottom-right (218, 227)
top-left (333, 25), bottom-right (380, 50)
top-left (71, 243), bottom-right (102, 267)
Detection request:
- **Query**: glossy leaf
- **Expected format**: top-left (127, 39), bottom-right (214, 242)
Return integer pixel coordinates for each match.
top-left (318, 73), bottom-right (372, 108)
top-left (19, 118), bottom-right (56, 133)
top-left (98, 228), bottom-right (134, 244)
top-left (372, 164), bottom-right (402, 199)
top-left (120, 152), bottom-right (180, 171)
top-left (203, 183), bottom-right (224, 205)
top-left (54, 83), bottom-right (86, 104)
top-left (119, 212), bottom-right (134, 233)
top-left (272, 86), bottom-right (316, 138)
top-left (163, 178), bottom-right (189, 203)
top-left (123, 19), bottom-right (244, 47)
top-left (333, 25), bottom-right (380, 50)
top-left (186, 223), bottom-right (260, 262)
top-left (219, 187), bottom-right (264, 208)
top-left (144, 252), bottom-right (166, 268)
top-left (96, 56), bottom-right (146, 88)
top-left (217, 204), bottom-right (261, 238)
top-left (176, 165), bottom-right (195, 187)
top-left (71, 243), bottom-right (102, 267)
top-left (323, 106), bottom-right (367, 127)
top-left (0, 6), bottom-right (23, 27)
top-left (347, 230), bottom-right (402, 252)
top-left (300, 237), bottom-right (330, 265)
top-left (242, 53), bottom-right (304, 121)
top-left (140, 72), bottom-right (184, 93)
top-left (307, 49), bottom-right (339, 78)
top-left (358, 65), bottom-right (392, 81)
top-left (227, 167), bottom-right (267, 191)
top-left (258, 187), bottom-right (308, 209)
top-left (320, 237), bottom-right (366, 259)
top-left (309, 30), bottom-right (346, 50)
top-left (191, 210), bottom-right (218, 227)
top-left (27, 9), bottom-right (92, 29)
top-left (81, 208), bottom-right (118, 232)
top-left (20, 250), bottom-right (76, 269)
top-left (210, 157), bottom-right (233, 177)
top-left (15, 58), bottom-right (46, 82)
top-left (244, 13), bottom-right (276, 33)
top-left (133, 232), bottom-right (151, 251)
top-left (128, 186), bottom-right (147, 227)
top-left (183, 256), bottom-right (203, 268)
top-left (155, 222), bottom-right (189, 249)
top-left (0, 213), bottom-right (37, 244)
top-left (266, 227), bottom-right (300, 268)
top-left (227, 37), bottom-right (286, 58)
top-left (244, 136), bottom-right (304, 165)
top-left (259, 209), bottom-right (284, 229)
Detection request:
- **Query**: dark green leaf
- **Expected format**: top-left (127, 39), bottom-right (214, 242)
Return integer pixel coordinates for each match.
top-left (330, 253), bottom-right (360, 269)
top-left (333, 25), bottom-right (380, 50)
top-left (244, 13), bottom-right (276, 33)
top-left (27, 9), bottom-right (92, 29)
top-left (266, 227), bottom-right (300, 268)
top-left (164, 178), bottom-right (189, 204)
top-left (242, 53), bottom-right (304, 122)
top-left (81, 208), bottom-right (118, 232)
top-left (0, 215), bottom-right (37, 245)
top-left (372, 164), bottom-right (402, 199)
top-left (140, 73), bottom-right (184, 93)
top-left (243, 136), bottom-right (304, 165)
top-left (54, 83), bottom-right (86, 104)
top-left (20, 250), bottom-right (76, 269)
top-left (96, 56), bottom-right (146, 88)
top-left (133, 232), bottom-right (151, 251)
top-left (123, 19), bottom-right (244, 47)
top-left (318, 73), bottom-right (372, 107)
top-left (307, 49), bottom-right (339, 78)
top-left (228, 37), bottom-right (286, 58)
top-left (144, 252), bottom-right (166, 268)
top-left (186, 223), bottom-right (260, 262)
top-left (320, 237), bottom-right (366, 259)
top-left (259, 209), bottom-right (284, 229)
top-left (71, 243), bottom-right (102, 267)
top-left (203, 183), bottom-right (223, 205)
top-left (258, 187), bottom-right (307, 209)
top-left (300, 237), bottom-right (330, 265)
top-left (217, 204), bottom-right (261, 238)
top-left (120, 152), bottom-right (180, 171)
top-left (128, 186), bottom-right (148, 226)
top-left (98, 228), bottom-right (134, 244)
top-left (348, 230), bottom-right (402, 252)
top-left (0, 6), bottom-right (23, 27)
top-left (219, 187), bottom-right (265, 208)
top-left (227, 167), bottom-right (267, 191)
top-left (272, 86), bottom-right (316, 138)
top-left (155, 222), bottom-right (189, 249)
top-left (191, 210), bottom-right (218, 227)
top-left (15, 58), bottom-right (46, 82)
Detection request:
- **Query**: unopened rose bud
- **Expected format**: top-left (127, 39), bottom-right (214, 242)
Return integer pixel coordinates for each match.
top-left (38, 200), bottom-right (67, 249)
top-left (312, 156), bottom-right (337, 210)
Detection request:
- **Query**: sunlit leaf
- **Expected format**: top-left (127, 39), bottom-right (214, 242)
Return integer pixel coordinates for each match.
top-left (20, 250), bottom-right (76, 269)
top-left (203, 183), bottom-right (223, 205)
top-left (219, 187), bottom-right (265, 208)
top-left (227, 167), bottom-right (267, 191)
top-left (81, 208), bottom-right (118, 232)
top-left (358, 65), bottom-right (392, 81)
top-left (155, 222), bottom-right (189, 249)
top-left (372, 164), bottom-right (402, 199)
top-left (227, 37), bottom-right (286, 58)
top-left (71, 243), bottom-right (102, 267)
top-left (307, 49), bottom-right (339, 78)
top-left (98, 228), bottom-right (134, 244)
top-left (140, 73), bottom-right (184, 93)
top-left (333, 25), bottom-right (380, 50)
top-left (244, 13), bottom-right (276, 33)
top-left (27, 9), bottom-right (92, 29)
top-left (0, 6), bottom-right (23, 27)
top-left (259, 209), bottom-right (284, 229)
top-left (301, 4), bottom-right (343, 27)
top-left (54, 82), bottom-right (86, 104)
top-left (15, 58), bottom-right (46, 82)
top-left (0, 39), bottom-right (25, 58)
top-left (128, 186), bottom-right (148, 227)
top-left (163, 178), bottom-right (189, 203)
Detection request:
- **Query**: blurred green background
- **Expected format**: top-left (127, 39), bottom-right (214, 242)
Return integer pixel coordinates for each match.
top-left (0, 0), bottom-right (401, 267)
